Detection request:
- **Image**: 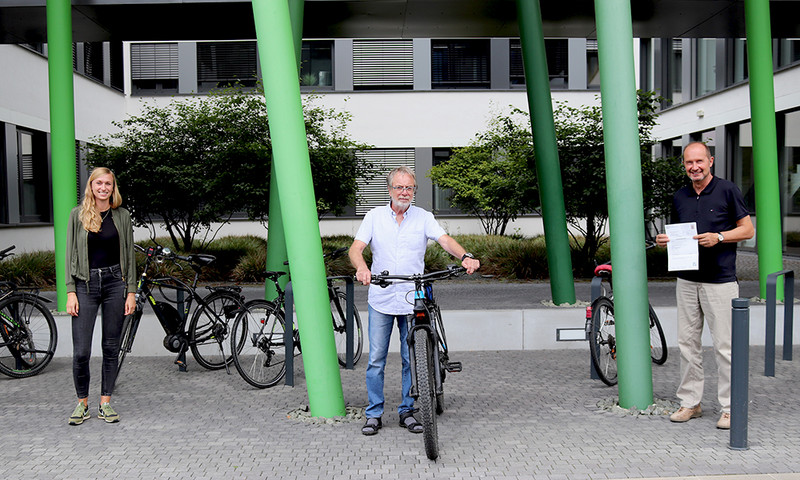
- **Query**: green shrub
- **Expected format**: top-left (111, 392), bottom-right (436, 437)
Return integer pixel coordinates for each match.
top-left (0, 250), bottom-right (57, 288)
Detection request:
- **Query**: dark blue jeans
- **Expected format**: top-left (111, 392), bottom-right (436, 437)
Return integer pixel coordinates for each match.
top-left (72, 264), bottom-right (126, 398)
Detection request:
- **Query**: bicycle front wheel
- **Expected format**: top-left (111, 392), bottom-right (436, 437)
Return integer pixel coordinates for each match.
top-left (330, 290), bottom-right (363, 367)
top-left (649, 305), bottom-right (668, 365)
top-left (115, 309), bottom-right (142, 382)
top-left (189, 290), bottom-right (244, 370)
top-left (413, 328), bottom-right (439, 460)
top-left (0, 295), bottom-right (57, 378)
top-left (589, 296), bottom-right (618, 386)
top-left (231, 299), bottom-right (287, 388)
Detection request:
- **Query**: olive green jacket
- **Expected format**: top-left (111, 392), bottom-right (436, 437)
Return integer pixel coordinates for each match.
top-left (65, 206), bottom-right (137, 295)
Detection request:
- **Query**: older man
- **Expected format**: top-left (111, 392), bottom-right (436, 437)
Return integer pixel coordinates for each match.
top-left (656, 142), bottom-right (754, 430)
top-left (350, 166), bottom-right (480, 436)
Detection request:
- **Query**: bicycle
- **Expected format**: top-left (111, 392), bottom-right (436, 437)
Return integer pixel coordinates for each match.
top-left (230, 246), bottom-right (364, 389)
top-left (585, 245), bottom-right (668, 387)
top-left (370, 265), bottom-right (466, 461)
top-left (116, 243), bottom-right (247, 380)
top-left (0, 245), bottom-right (57, 378)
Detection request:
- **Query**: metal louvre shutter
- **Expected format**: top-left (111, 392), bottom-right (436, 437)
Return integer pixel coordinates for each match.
top-left (353, 40), bottom-right (413, 88)
top-left (431, 40), bottom-right (490, 87)
top-left (355, 149), bottom-right (415, 215)
top-left (197, 41), bottom-right (257, 83)
top-left (130, 43), bottom-right (178, 80)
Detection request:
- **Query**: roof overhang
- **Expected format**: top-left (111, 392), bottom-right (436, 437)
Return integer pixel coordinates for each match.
top-left (1, 0), bottom-right (800, 44)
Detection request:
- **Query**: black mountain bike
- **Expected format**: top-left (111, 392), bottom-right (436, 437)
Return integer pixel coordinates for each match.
top-left (371, 265), bottom-right (466, 461)
top-left (0, 245), bottom-right (57, 378)
top-left (230, 247), bottom-right (363, 389)
top-left (586, 251), bottom-right (668, 386)
top-left (116, 244), bottom-right (246, 379)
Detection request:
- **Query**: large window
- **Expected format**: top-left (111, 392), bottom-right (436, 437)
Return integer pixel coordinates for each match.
top-left (432, 148), bottom-right (459, 214)
top-left (84, 42), bottom-right (104, 83)
top-left (300, 40), bottom-right (333, 88)
top-left (695, 39), bottom-right (717, 97)
top-left (431, 40), bottom-right (490, 89)
top-left (778, 39), bottom-right (800, 68)
top-left (197, 41), bottom-right (258, 92)
top-left (131, 42), bottom-right (179, 94)
top-left (669, 39), bottom-right (683, 104)
top-left (784, 110), bottom-right (800, 215)
top-left (509, 39), bottom-right (568, 89)
top-left (352, 39), bottom-right (413, 90)
top-left (732, 122), bottom-right (755, 213)
top-left (727, 38), bottom-right (748, 86)
top-left (354, 149), bottom-right (415, 215)
top-left (17, 129), bottom-right (50, 223)
top-left (586, 40), bottom-right (600, 89)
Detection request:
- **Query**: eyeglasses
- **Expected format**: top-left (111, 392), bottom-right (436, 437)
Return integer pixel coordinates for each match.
top-left (391, 185), bottom-right (417, 192)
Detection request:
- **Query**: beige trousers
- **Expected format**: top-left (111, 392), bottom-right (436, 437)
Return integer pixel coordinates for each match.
top-left (675, 278), bottom-right (738, 413)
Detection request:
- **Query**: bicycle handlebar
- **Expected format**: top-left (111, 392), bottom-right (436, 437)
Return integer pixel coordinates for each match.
top-left (370, 265), bottom-right (466, 288)
top-left (0, 245), bottom-right (15, 260)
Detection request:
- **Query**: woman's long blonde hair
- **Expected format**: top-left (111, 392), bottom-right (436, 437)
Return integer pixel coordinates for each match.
top-left (79, 167), bottom-right (123, 232)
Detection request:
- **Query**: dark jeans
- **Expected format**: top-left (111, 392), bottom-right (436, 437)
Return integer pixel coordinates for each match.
top-left (72, 264), bottom-right (126, 398)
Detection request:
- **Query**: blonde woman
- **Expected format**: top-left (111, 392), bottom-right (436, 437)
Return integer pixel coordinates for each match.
top-left (65, 167), bottom-right (136, 425)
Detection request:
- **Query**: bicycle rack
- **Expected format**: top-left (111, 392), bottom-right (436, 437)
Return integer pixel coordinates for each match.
top-left (283, 276), bottom-right (356, 387)
top-left (764, 269), bottom-right (795, 377)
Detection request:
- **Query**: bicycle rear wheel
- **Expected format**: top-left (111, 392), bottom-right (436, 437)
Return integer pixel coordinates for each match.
top-left (330, 290), bottom-right (363, 367)
top-left (231, 299), bottom-right (287, 388)
top-left (0, 294), bottom-right (57, 378)
top-left (413, 328), bottom-right (439, 460)
top-left (189, 290), bottom-right (244, 370)
top-left (589, 296), bottom-right (618, 386)
top-left (649, 305), bottom-right (668, 365)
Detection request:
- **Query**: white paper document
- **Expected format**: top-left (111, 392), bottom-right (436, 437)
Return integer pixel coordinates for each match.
top-left (665, 222), bottom-right (699, 271)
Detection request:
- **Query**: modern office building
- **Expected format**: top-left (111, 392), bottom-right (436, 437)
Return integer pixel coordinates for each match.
top-left (2, 5), bottom-right (799, 252)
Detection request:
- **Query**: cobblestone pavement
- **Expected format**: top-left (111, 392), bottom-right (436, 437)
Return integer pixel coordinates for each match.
top-left (3, 344), bottom-right (800, 480)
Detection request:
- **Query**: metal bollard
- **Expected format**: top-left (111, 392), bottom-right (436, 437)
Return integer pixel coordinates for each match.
top-left (730, 297), bottom-right (750, 451)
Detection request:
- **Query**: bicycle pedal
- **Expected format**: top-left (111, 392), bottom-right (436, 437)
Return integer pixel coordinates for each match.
top-left (446, 361), bottom-right (462, 372)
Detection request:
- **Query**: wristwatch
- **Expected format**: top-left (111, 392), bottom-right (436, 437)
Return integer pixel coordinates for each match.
top-left (717, 233), bottom-right (724, 243)
top-left (461, 252), bottom-right (475, 261)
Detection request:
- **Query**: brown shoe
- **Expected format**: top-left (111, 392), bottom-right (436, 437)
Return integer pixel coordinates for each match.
top-left (670, 404), bottom-right (702, 423)
top-left (716, 412), bottom-right (731, 429)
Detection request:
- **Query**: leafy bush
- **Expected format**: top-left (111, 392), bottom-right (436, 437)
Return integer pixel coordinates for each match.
top-left (0, 251), bottom-right (56, 288)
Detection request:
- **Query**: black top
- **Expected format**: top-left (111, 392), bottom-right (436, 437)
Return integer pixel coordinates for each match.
top-left (88, 209), bottom-right (120, 269)
top-left (671, 176), bottom-right (749, 283)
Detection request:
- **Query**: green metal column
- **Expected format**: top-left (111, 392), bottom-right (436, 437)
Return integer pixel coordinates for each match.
top-left (46, 0), bottom-right (78, 312)
top-left (744, 0), bottom-right (783, 299)
top-left (251, 0), bottom-right (345, 417)
top-left (264, 0), bottom-right (303, 301)
top-left (594, 0), bottom-right (653, 408)
top-left (515, 0), bottom-right (576, 305)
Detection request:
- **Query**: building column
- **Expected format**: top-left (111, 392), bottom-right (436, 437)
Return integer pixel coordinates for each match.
top-left (264, 0), bottom-right (303, 301)
top-left (251, 0), bottom-right (345, 417)
top-left (516, 0), bottom-right (576, 305)
top-left (594, 0), bottom-right (654, 409)
top-left (46, 0), bottom-right (78, 312)
top-left (744, 0), bottom-right (783, 298)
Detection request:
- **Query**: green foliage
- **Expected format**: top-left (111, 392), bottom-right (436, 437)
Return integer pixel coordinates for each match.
top-left (554, 90), bottom-right (686, 275)
top-left (86, 86), bottom-right (373, 251)
top-left (429, 110), bottom-right (539, 235)
top-left (0, 251), bottom-right (56, 288)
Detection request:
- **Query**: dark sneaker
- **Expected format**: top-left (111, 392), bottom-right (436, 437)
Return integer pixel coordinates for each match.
top-left (68, 402), bottom-right (90, 426)
top-left (98, 403), bottom-right (120, 423)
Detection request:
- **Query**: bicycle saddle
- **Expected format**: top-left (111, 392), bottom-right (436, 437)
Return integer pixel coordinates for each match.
top-left (594, 264), bottom-right (612, 277)
top-left (189, 254), bottom-right (216, 266)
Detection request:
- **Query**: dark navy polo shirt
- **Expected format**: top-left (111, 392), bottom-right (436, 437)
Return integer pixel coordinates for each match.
top-left (671, 176), bottom-right (749, 283)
